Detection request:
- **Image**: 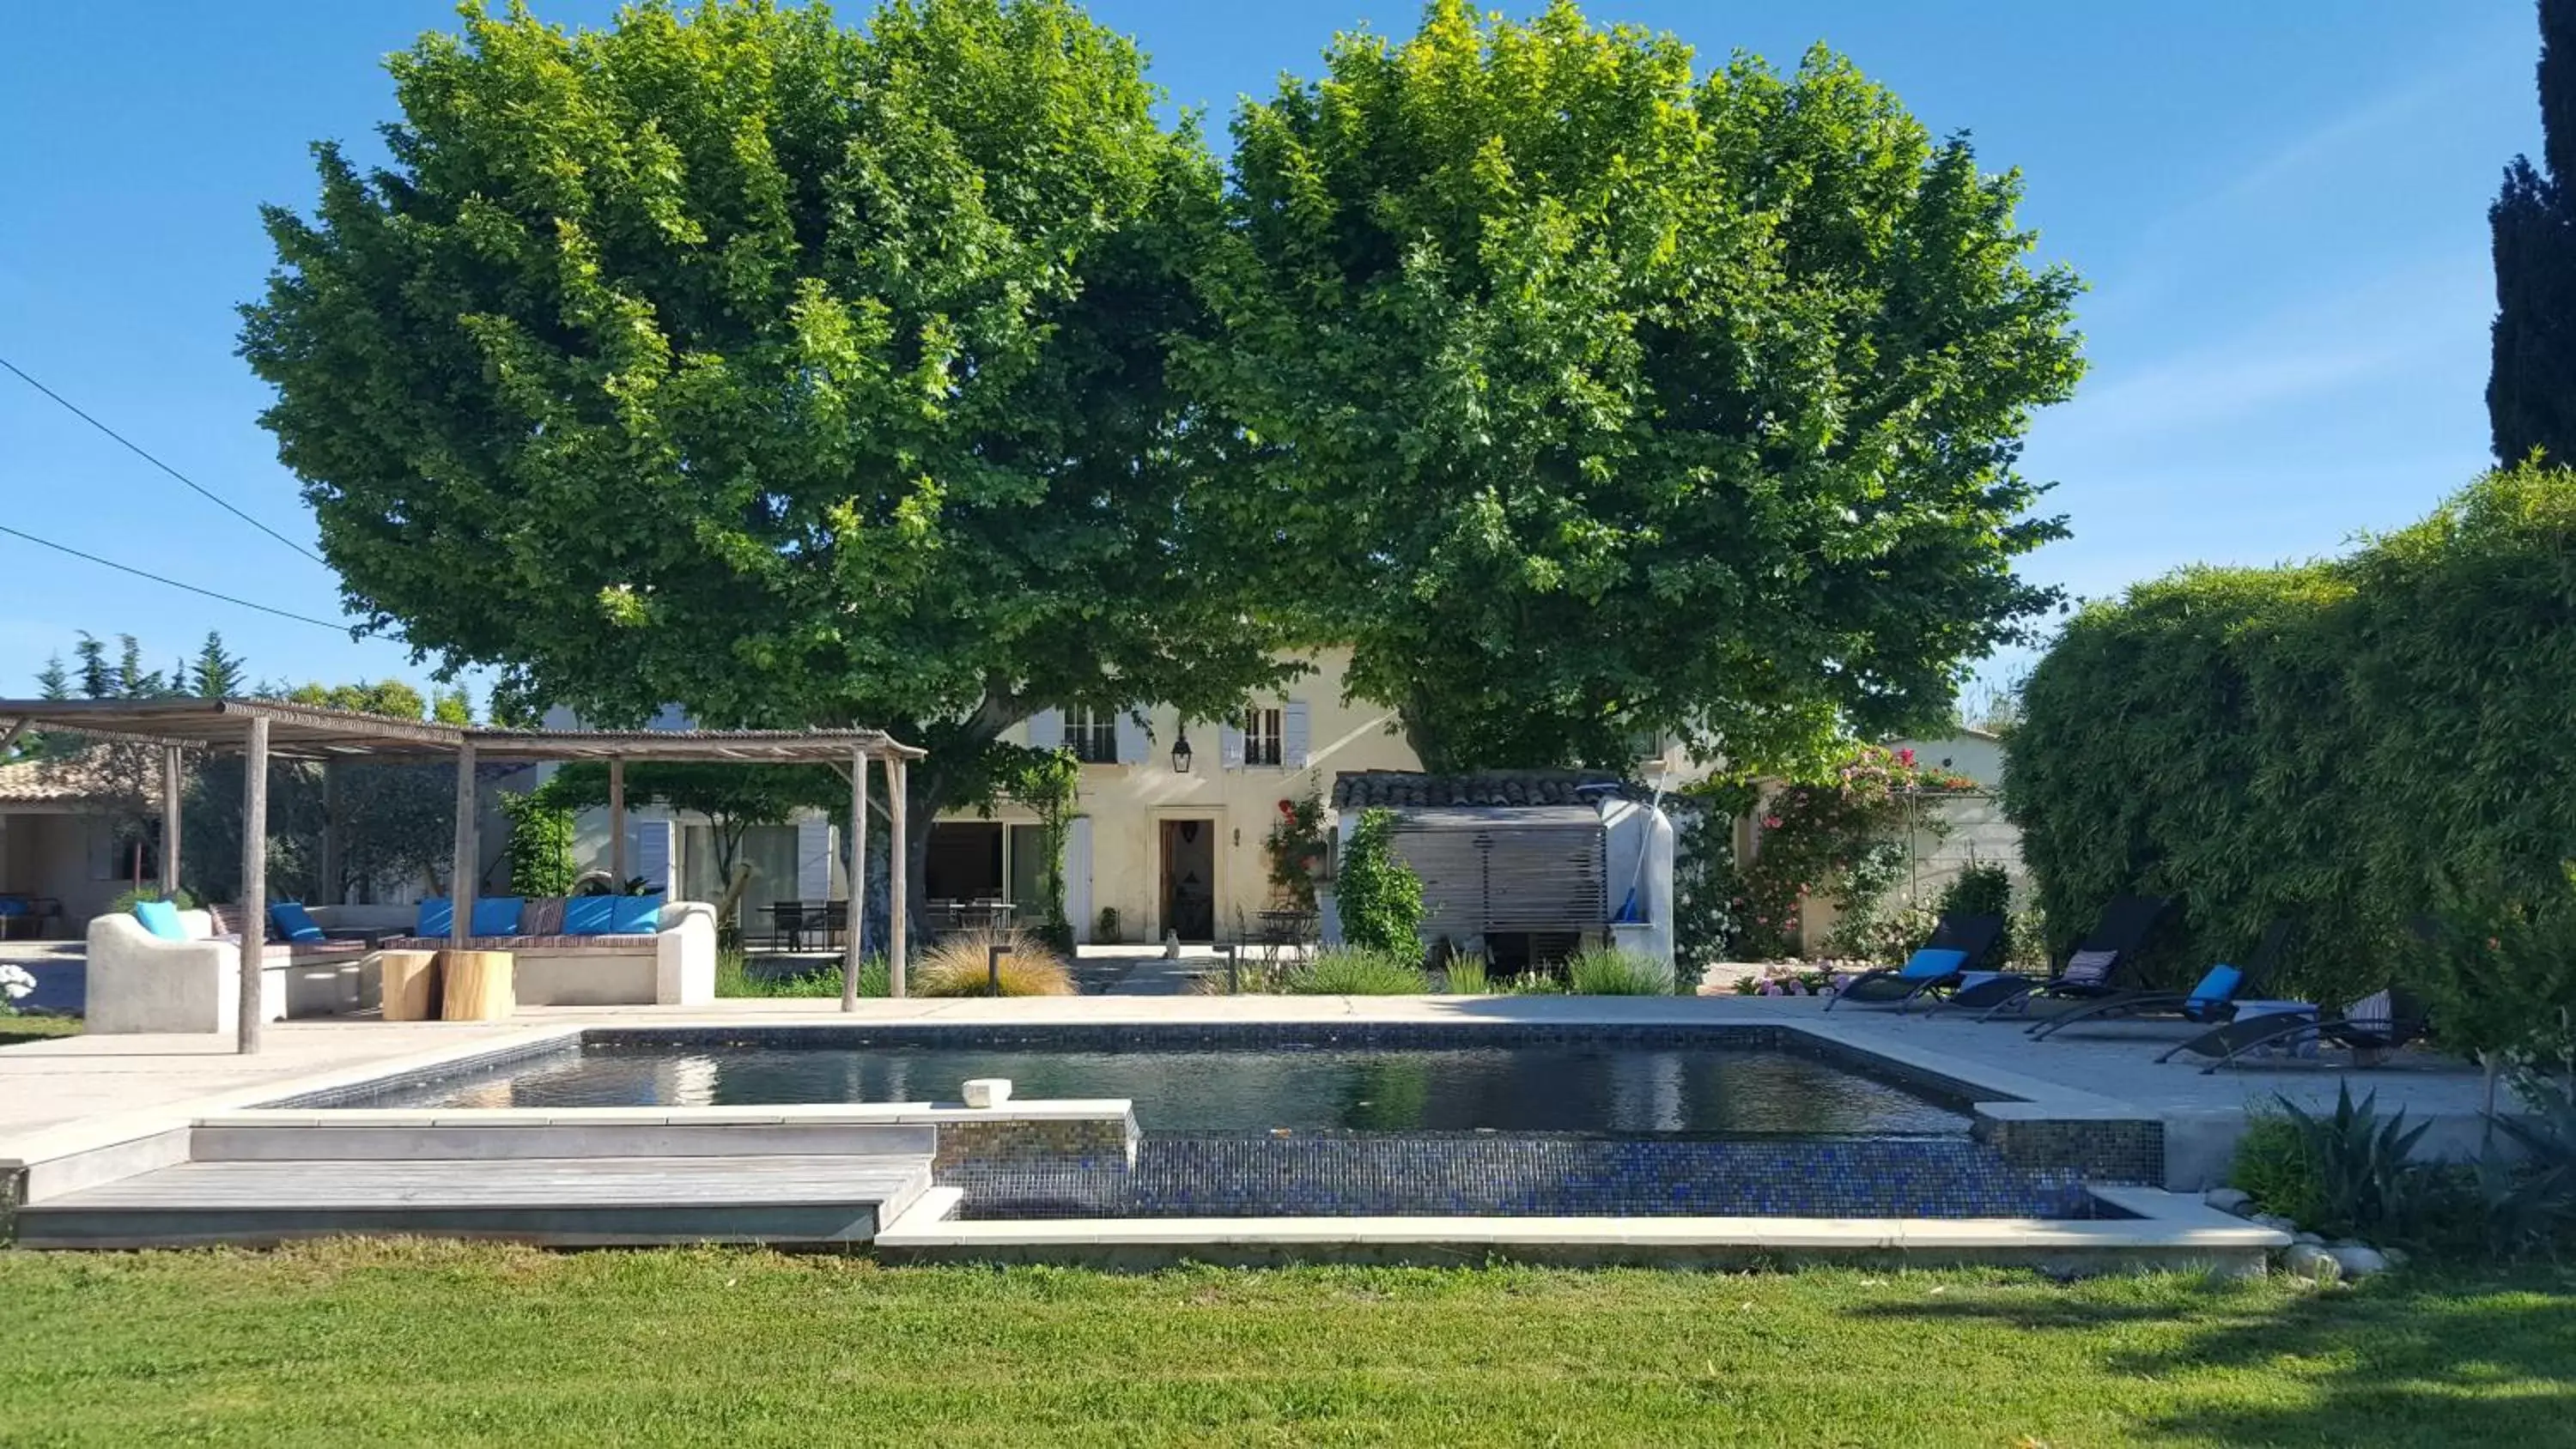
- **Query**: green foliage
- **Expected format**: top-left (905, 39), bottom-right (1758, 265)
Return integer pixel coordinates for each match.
top-left (2007, 463), bottom-right (2576, 1001)
top-left (2491, 0), bottom-right (2576, 464)
top-left (1185, 1), bottom-right (2081, 771)
top-left (2230, 1113), bottom-right (2326, 1227)
top-left (1335, 809), bottom-right (1425, 955)
top-left (1939, 862), bottom-right (2014, 922)
top-left (1280, 947), bottom-right (1431, 995)
top-left (1440, 953), bottom-right (1489, 995)
top-left (2414, 870), bottom-right (2576, 1073)
top-left (2482, 1068), bottom-right (2576, 1259)
top-left (914, 928), bottom-right (1076, 997)
top-left (106, 885), bottom-right (195, 917)
top-left (997, 747), bottom-right (1080, 955)
top-left (498, 793), bottom-right (578, 898)
top-left (1564, 945), bottom-right (1673, 996)
top-left (242, 0), bottom-right (1293, 858)
top-left (1739, 744), bottom-right (1973, 959)
top-left (2277, 1086), bottom-right (2442, 1243)
top-left (1672, 781), bottom-right (1754, 979)
top-left (716, 947), bottom-right (884, 999)
top-left (188, 632), bottom-right (246, 698)
top-left (1264, 791), bottom-right (1327, 912)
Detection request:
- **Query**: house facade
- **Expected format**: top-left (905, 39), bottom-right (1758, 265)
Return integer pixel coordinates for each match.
top-left (0, 755), bottom-right (157, 937)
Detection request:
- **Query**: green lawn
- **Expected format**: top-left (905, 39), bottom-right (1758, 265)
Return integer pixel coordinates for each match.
top-left (0, 1015), bottom-right (82, 1046)
top-left (3, 1246), bottom-right (2571, 1446)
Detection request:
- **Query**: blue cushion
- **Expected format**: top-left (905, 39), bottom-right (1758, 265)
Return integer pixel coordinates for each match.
top-left (133, 898), bottom-right (185, 941)
top-left (269, 901), bottom-right (325, 943)
top-left (471, 896), bottom-right (525, 937)
top-left (563, 896), bottom-right (618, 936)
top-left (611, 894), bottom-right (665, 934)
top-left (1899, 946), bottom-right (1969, 980)
top-left (2188, 964), bottom-right (2244, 1005)
top-left (415, 897), bottom-right (453, 937)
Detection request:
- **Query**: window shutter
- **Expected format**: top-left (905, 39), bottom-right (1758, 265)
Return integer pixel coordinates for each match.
top-left (795, 816), bottom-right (833, 900)
top-left (1026, 708), bottom-right (1064, 751)
top-left (626, 819), bottom-right (675, 895)
top-left (1115, 709), bottom-right (1151, 765)
top-left (1283, 700), bottom-right (1311, 768)
top-left (1219, 719), bottom-right (1245, 770)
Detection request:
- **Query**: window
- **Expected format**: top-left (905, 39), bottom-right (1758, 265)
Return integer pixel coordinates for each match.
top-left (1066, 706), bottom-right (1120, 764)
top-left (1242, 706), bottom-right (1283, 767)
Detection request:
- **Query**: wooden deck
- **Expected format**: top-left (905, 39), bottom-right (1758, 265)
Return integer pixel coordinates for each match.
top-left (15, 1152), bottom-right (933, 1249)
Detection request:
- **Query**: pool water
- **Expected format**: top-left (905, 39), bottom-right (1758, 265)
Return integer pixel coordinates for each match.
top-left (330, 1040), bottom-right (1972, 1137)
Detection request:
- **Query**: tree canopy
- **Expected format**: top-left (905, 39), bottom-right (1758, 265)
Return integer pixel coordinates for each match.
top-left (2492, 0), bottom-right (2576, 464)
top-left (243, 0), bottom-right (2082, 822)
top-left (241, 0), bottom-right (1291, 867)
top-left (1186, 0), bottom-right (2081, 771)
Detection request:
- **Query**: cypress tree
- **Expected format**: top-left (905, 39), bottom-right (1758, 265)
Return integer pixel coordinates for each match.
top-left (2492, 0), bottom-right (2576, 463)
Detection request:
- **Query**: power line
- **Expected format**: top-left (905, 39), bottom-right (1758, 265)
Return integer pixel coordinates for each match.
top-left (0, 354), bottom-right (327, 566)
top-left (0, 522), bottom-right (349, 633)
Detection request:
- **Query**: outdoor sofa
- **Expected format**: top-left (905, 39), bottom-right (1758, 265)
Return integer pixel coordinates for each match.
top-left (85, 895), bottom-right (716, 1034)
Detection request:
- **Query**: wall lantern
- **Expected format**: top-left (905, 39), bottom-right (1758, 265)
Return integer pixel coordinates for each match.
top-left (1170, 728), bottom-right (1194, 774)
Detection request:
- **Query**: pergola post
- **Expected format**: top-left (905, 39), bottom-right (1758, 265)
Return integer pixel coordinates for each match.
top-left (236, 716), bottom-right (268, 1054)
top-left (888, 754), bottom-right (908, 998)
top-left (450, 737), bottom-right (477, 947)
top-left (841, 745), bottom-right (866, 1013)
top-left (319, 758), bottom-right (344, 905)
top-left (607, 758), bottom-right (626, 888)
top-left (159, 744), bottom-right (182, 898)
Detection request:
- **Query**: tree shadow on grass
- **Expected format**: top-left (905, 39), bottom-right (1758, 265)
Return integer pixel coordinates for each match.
top-left (1851, 1270), bottom-right (2576, 1446)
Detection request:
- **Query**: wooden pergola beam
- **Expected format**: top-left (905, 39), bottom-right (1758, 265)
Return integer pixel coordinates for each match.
top-left (237, 715), bottom-right (268, 1055)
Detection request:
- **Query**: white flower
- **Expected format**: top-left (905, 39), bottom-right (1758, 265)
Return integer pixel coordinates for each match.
top-left (0, 962), bottom-right (34, 1003)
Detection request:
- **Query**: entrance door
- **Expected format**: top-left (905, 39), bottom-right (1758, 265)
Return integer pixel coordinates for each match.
top-left (1158, 817), bottom-right (1217, 942)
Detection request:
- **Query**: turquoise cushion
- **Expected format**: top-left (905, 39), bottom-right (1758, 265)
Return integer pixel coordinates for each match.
top-left (415, 897), bottom-right (453, 937)
top-left (611, 894), bottom-right (665, 934)
top-left (471, 896), bottom-right (525, 937)
top-left (133, 899), bottom-right (185, 941)
top-left (1899, 946), bottom-right (1969, 980)
top-left (2188, 964), bottom-right (2244, 1005)
top-left (563, 896), bottom-right (618, 936)
top-left (269, 901), bottom-right (325, 943)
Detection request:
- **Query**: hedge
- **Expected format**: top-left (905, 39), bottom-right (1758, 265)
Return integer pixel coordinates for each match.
top-left (2003, 463), bottom-right (2576, 1003)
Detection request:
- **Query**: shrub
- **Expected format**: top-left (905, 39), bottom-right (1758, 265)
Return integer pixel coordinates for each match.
top-left (2277, 1084), bottom-right (2443, 1242)
top-left (1265, 791), bottom-right (1327, 912)
top-left (1279, 947), bottom-right (1430, 995)
top-left (498, 792), bottom-right (578, 897)
top-left (1564, 945), bottom-right (1674, 995)
top-left (1938, 862), bottom-right (2014, 922)
top-left (2008, 463), bottom-right (2576, 1002)
top-left (2230, 1113), bottom-right (2324, 1226)
top-left (913, 928), bottom-right (1076, 997)
top-left (1736, 744), bottom-right (1974, 959)
top-left (1336, 809), bottom-right (1425, 955)
top-left (106, 885), bottom-right (195, 917)
top-left (1441, 953), bottom-right (1489, 995)
top-left (2483, 1068), bottom-right (2576, 1258)
top-left (2412, 871), bottom-right (2576, 1084)
top-left (715, 946), bottom-right (883, 999)
top-left (1671, 782), bottom-right (1753, 973)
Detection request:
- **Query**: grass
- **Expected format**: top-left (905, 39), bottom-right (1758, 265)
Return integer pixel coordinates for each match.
top-left (714, 949), bottom-right (882, 999)
top-left (1440, 953), bottom-right (1489, 994)
top-left (0, 1246), bottom-right (2570, 1446)
top-left (0, 1016), bottom-right (82, 1045)
top-left (1564, 944), bottom-right (1675, 995)
top-left (1279, 946), bottom-right (1431, 994)
top-left (914, 928), bottom-right (1076, 997)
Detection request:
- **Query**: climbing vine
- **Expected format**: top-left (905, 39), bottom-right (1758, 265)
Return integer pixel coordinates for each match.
top-left (1002, 746), bottom-right (1083, 955)
top-left (1734, 744), bottom-right (1973, 960)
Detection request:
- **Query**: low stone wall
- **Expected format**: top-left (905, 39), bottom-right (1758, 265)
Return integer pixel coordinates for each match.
top-left (933, 1114), bottom-right (1138, 1216)
top-left (1974, 1106), bottom-right (2164, 1185)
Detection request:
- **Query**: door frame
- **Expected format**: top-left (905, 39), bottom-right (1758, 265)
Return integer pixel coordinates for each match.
top-left (1151, 809), bottom-right (1223, 943)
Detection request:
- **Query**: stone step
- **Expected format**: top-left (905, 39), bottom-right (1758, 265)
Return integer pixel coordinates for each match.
top-left (14, 1152), bottom-right (932, 1249)
top-left (189, 1120), bottom-right (937, 1162)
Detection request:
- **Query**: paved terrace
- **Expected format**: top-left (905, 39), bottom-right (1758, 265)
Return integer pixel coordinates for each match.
top-left (2, 994), bottom-right (2491, 1188)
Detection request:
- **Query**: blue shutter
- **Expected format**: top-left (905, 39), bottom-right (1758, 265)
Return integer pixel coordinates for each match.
top-left (1282, 700), bottom-right (1311, 768)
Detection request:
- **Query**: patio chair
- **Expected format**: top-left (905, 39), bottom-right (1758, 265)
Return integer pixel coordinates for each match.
top-left (1937, 894), bottom-right (2171, 1020)
top-left (2159, 986), bottom-right (2431, 1073)
top-left (2026, 918), bottom-right (2293, 1040)
top-left (1822, 913), bottom-right (2006, 1011)
top-left (769, 900), bottom-right (809, 951)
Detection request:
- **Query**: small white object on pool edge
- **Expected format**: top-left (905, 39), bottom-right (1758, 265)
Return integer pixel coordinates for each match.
top-left (962, 1077), bottom-right (1012, 1109)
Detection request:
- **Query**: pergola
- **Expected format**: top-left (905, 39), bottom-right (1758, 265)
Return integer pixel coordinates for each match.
top-left (0, 698), bottom-right (927, 1052)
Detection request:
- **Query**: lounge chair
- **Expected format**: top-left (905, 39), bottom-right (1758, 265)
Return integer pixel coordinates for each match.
top-left (1823, 914), bottom-right (2007, 1012)
top-left (1937, 894), bottom-right (2171, 1020)
top-left (2026, 918), bottom-right (2293, 1040)
top-left (2159, 987), bottom-right (2430, 1073)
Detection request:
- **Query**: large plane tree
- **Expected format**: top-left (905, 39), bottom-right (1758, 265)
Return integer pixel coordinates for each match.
top-left (242, 0), bottom-right (1291, 924)
top-left (1185, 1), bottom-right (2085, 772)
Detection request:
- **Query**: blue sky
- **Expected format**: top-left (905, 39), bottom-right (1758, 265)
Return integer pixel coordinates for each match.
top-left (0, 1), bottom-right (2540, 707)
